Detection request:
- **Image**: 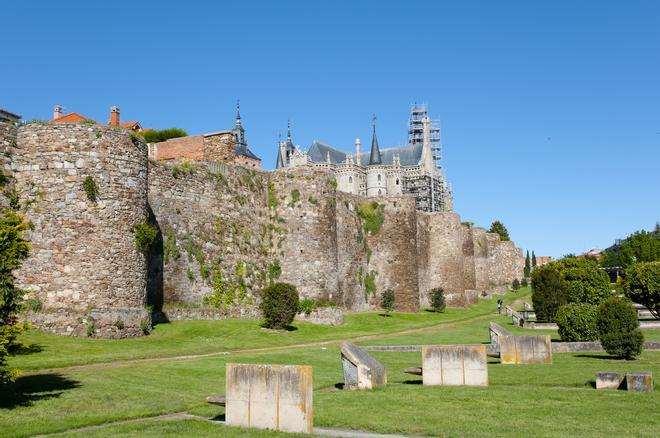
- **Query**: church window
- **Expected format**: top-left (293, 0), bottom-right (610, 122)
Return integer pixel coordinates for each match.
top-left (377, 174), bottom-right (381, 182)
top-left (349, 176), bottom-right (353, 183)
top-left (396, 178), bottom-right (399, 185)
top-left (378, 189), bottom-right (382, 195)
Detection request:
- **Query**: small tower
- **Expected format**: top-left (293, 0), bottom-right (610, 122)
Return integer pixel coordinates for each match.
top-left (366, 115), bottom-right (386, 197)
top-left (355, 138), bottom-right (361, 166)
top-left (233, 101), bottom-right (246, 150)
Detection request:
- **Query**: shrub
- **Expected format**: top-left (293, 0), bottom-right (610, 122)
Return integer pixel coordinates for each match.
top-left (555, 303), bottom-right (598, 341)
top-left (140, 318), bottom-right (151, 335)
top-left (381, 289), bottom-right (395, 314)
top-left (114, 319), bottom-right (124, 330)
top-left (521, 277), bottom-right (528, 287)
top-left (512, 278), bottom-right (521, 290)
top-left (259, 282), bottom-right (299, 329)
top-left (22, 298), bottom-right (42, 312)
top-left (430, 288), bottom-right (446, 313)
top-left (298, 298), bottom-right (316, 315)
top-left (623, 261), bottom-right (660, 319)
top-left (82, 176), bottom-right (98, 202)
top-left (596, 297), bottom-right (644, 359)
top-left (134, 223), bottom-right (157, 253)
top-left (357, 201), bottom-right (385, 235)
top-left (140, 128), bottom-right (187, 144)
top-left (532, 257), bottom-right (610, 322)
top-left (291, 189), bottom-right (300, 203)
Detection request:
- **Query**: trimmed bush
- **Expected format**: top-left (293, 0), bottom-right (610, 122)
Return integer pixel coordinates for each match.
top-left (512, 278), bottom-right (521, 290)
top-left (555, 303), bottom-right (598, 341)
top-left (259, 282), bottom-right (299, 330)
top-left (623, 261), bottom-right (660, 319)
top-left (430, 288), bottom-right (446, 313)
top-left (596, 297), bottom-right (644, 359)
top-left (381, 289), bottom-right (395, 314)
top-left (532, 257), bottom-right (610, 322)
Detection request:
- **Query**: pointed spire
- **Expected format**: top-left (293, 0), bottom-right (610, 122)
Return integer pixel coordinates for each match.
top-left (235, 100), bottom-right (242, 128)
top-left (287, 119), bottom-right (292, 140)
top-left (369, 114), bottom-right (382, 165)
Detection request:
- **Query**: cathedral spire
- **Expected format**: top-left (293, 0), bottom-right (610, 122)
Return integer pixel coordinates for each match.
top-left (287, 119), bottom-right (292, 140)
top-left (235, 100), bottom-right (242, 128)
top-left (369, 114), bottom-right (382, 165)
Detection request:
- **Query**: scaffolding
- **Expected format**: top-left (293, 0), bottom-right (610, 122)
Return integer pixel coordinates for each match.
top-left (406, 103), bottom-right (447, 212)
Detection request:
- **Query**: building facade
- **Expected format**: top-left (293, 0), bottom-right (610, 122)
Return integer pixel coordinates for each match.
top-left (276, 104), bottom-right (452, 212)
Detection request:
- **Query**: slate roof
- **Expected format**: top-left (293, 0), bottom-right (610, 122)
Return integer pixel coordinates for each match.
top-left (308, 141), bottom-right (423, 167)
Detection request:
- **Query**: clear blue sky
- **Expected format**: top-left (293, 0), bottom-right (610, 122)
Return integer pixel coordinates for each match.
top-left (2, 1), bottom-right (659, 258)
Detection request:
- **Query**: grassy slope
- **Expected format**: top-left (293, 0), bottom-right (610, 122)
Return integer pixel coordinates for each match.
top-left (12, 288), bottom-right (530, 371)
top-left (2, 287), bottom-right (659, 438)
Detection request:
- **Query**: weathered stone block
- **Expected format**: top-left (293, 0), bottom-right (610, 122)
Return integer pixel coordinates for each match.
top-left (488, 322), bottom-right (512, 345)
top-left (596, 372), bottom-right (622, 389)
top-left (499, 335), bottom-right (552, 365)
top-left (341, 342), bottom-right (387, 389)
top-left (422, 345), bottom-right (488, 386)
top-left (625, 372), bottom-right (653, 392)
top-left (225, 363), bottom-right (313, 433)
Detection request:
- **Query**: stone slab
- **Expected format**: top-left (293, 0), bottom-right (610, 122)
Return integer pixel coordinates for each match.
top-left (489, 322), bottom-right (512, 345)
top-left (625, 372), bottom-right (653, 392)
top-left (341, 342), bottom-right (387, 389)
top-left (225, 363), bottom-right (313, 433)
top-left (421, 345), bottom-right (488, 386)
top-left (596, 372), bottom-right (622, 390)
top-left (499, 335), bottom-right (552, 365)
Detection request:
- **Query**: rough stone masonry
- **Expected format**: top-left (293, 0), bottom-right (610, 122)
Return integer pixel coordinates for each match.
top-left (3, 122), bottom-right (524, 337)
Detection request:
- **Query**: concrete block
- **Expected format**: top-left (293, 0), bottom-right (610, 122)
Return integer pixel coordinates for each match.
top-left (340, 342), bottom-right (387, 389)
top-left (225, 363), bottom-right (313, 434)
top-left (422, 345), bottom-right (488, 386)
top-left (596, 372), bottom-right (622, 389)
top-left (625, 372), bottom-right (653, 392)
top-left (488, 322), bottom-right (512, 345)
top-left (499, 335), bottom-right (552, 365)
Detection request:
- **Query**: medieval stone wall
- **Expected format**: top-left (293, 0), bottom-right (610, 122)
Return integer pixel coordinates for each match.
top-left (11, 123), bottom-right (149, 337)
top-left (0, 122), bottom-right (18, 211)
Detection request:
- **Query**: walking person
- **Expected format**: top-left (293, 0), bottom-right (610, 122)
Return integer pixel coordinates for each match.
top-left (497, 299), bottom-right (503, 314)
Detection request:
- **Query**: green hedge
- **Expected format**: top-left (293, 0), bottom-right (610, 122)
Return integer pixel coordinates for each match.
top-left (555, 303), bottom-right (598, 341)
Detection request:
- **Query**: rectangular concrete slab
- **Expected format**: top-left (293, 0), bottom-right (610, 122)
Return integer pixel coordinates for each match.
top-left (489, 322), bottom-right (512, 345)
top-left (422, 345), bottom-right (488, 386)
top-left (625, 371), bottom-right (653, 392)
top-left (596, 372), bottom-right (622, 390)
top-left (340, 342), bottom-right (387, 389)
top-left (225, 363), bottom-right (313, 434)
top-left (499, 335), bottom-right (552, 365)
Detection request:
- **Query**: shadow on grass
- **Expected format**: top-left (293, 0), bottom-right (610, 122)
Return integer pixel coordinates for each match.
top-left (403, 379), bottom-right (423, 385)
top-left (574, 354), bottom-right (620, 360)
top-left (11, 343), bottom-right (43, 355)
top-left (0, 373), bottom-right (80, 409)
top-left (334, 383), bottom-right (345, 390)
top-left (210, 413), bottom-right (226, 422)
top-left (378, 314), bottom-right (392, 318)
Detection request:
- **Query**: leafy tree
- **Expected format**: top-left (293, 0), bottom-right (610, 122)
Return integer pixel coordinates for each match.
top-left (259, 282), bottom-right (299, 330)
top-left (488, 220), bottom-right (510, 241)
top-left (381, 289), bottom-right (395, 314)
top-left (140, 128), bottom-right (188, 144)
top-left (555, 303), bottom-right (598, 341)
top-left (623, 261), bottom-right (660, 319)
top-left (596, 297), bottom-right (644, 359)
top-left (512, 279), bottom-right (520, 290)
top-left (532, 251), bottom-right (537, 267)
top-left (531, 257), bottom-right (610, 322)
top-left (524, 250), bottom-right (531, 278)
top-left (430, 288), bottom-right (446, 313)
top-left (0, 211), bottom-right (32, 384)
top-left (601, 230), bottom-right (660, 269)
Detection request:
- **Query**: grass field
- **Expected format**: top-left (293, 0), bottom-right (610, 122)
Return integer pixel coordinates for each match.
top-left (2, 287), bottom-right (659, 437)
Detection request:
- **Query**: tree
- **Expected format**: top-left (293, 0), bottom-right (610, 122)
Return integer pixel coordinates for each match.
top-left (0, 211), bottom-right (32, 384)
top-left (524, 250), bottom-right (531, 278)
top-left (140, 128), bottom-right (188, 144)
top-left (623, 261), bottom-right (660, 319)
top-left (488, 221), bottom-right (510, 241)
top-left (531, 257), bottom-right (610, 322)
top-left (512, 278), bottom-right (521, 290)
top-left (601, 229), bottom-right (660, 269)
top-left (259, 282), bottom-right (299, 330)
top-left (596, 297), bottom-right (644, 359)
top-left (532, 251), bottom-right (537, 267)
top-left (381, 289), bottom-right (395, 314)
top-left (430, 288), bottom-right (446, 313)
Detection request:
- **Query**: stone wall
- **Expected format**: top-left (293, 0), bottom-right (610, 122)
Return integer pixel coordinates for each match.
top-left (0, 122), bottom-right (18, 211)
top-left (11, 123), bottom-right (149, 337)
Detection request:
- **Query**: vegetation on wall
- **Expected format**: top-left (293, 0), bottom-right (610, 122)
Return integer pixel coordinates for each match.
top-left (267, 181), bottom-right (278, 209)
top-left (269, 259), bottom-right (281, 284)
top-left (134, 223), bottom-right (158, 253)
top-left (172, 161), bottom-right (196, 178)
top-left (357, 201), bottom-right (385, 235)
top-left (0, 210), bottom-right (32, 384)
top-left (488, 220), bottom-right (510, 241)
top-left (82, 176), bottom-right (98, 202)
top-left (163, 228), bottom-right (181, 263)
top-left (364, 270), bottom-right (378, 298)
top-left (140, 128), bottom-right (188, 144)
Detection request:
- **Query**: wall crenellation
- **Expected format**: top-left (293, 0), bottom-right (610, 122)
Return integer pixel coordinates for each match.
top-left (7, 123), bottom-right (523, 337)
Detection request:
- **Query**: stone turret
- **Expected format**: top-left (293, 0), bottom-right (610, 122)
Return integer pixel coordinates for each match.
top-left (12, 123), bottom-right (150, 338)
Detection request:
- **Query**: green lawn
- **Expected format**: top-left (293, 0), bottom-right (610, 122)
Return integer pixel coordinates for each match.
top-left (2, 287), bottom-right (659, 438)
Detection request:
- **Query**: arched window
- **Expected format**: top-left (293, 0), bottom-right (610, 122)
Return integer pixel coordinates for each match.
top-left (377, 174), bottom-right (381, 182)
top-left (396, 178), bottom-right (399, 185)
top-left (349, 176), bottom-right (353, 183)
top-left (378, 189), bottom-right (382, 195)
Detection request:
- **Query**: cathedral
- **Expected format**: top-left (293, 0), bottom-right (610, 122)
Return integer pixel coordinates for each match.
top-left (275, 104), bottom-right (452, 212)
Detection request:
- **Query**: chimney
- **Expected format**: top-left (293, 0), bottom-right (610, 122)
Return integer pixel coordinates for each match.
top-left (109, 106), bottom-right (120, 126)
top-left (53, 105), bottom-right (63, 120)
top-left (355, 138), bottom-right (361, 166)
